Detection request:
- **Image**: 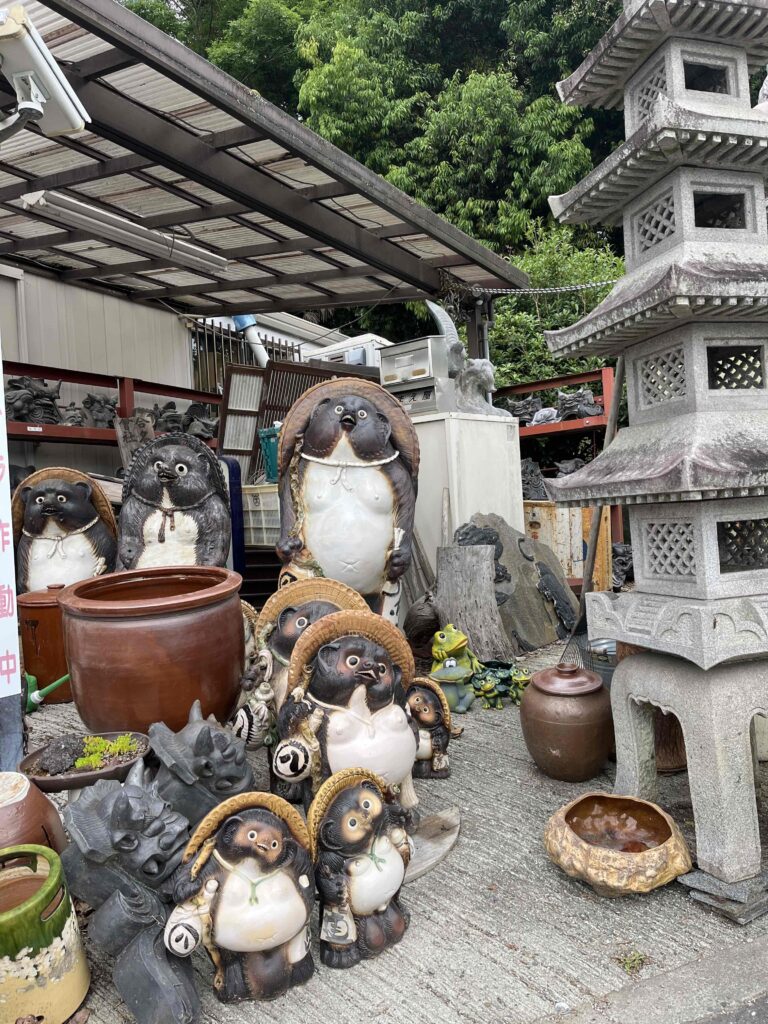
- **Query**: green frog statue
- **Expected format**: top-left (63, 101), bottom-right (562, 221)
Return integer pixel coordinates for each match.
top-left (429, 624), bottom-right (482, 714)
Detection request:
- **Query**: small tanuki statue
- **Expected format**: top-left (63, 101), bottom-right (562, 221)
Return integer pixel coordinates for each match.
top-left (149, 700), bottom-right (254, 827)
top-left (13, 467), bottom-right (117, 594)
top-left (271, 609), bottom-right (419, 814)
top-left (308, 768), bottom-right (411, 969)
top-left (118, 432), bottom-right (230, 570)
top-left (164, 792), bottom-right (315, 1003)
top-left (230, 579), bottom-right (368, 796)
top-left (406, 677), bottom-right (452, 779)
top-left (276, 379), bottom-right (419, 620)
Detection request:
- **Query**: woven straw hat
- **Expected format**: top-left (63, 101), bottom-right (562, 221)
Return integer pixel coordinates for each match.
top-left (183, 791), bottom-right (310, 867)
top-left (255, 578), bottom-right (368, 642)
top-left (241, 599), bottom-right (259, 633)
top-left (407, 676), bottom-right (452, 729)
top-left (306, 768), bottom-right (387, 861)
top-left (277, 378), bottom-right (419, 481)
top-left (12, 467), bottom-right (117, 542)
top-left (287, 609), bottom-right (415, 692)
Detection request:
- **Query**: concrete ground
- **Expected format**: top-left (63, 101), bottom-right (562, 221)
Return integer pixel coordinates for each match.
top-left (24, 642), bottom-right (768, 1024)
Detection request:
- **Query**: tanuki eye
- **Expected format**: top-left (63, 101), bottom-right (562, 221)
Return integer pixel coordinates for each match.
top-left (176, 464), bottom-right (188, 476)
top-left (346, 655), bottom-right (360, 668)
top-left (35, 496), bottom-right (44, 504)
top-left (377, 663), bottom-right (387, 674)
top-left (154, 461), bottom-right (163, 471)
top-left (362, 799), bottom-right (371, 810)
top-left (57, 494), bottom-right (67, 503)
top-left (358, 409), bottom-right (367, 419)
top-left (348, 817), bottom-right (357, 828)
top-left (271, 839), bottom-right (279, 849)
top-left (296, 617), bottom-right (308, 629)
top-left (247, 830), bottom-right (258, 841)
top-left (334, 405), bottom-right (344, 414)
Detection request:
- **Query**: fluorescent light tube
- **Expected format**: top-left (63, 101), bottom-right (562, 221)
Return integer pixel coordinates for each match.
top-left (21, 190), bottom-right (230, 275)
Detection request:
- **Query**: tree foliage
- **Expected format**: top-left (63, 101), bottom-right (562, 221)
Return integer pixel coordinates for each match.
top-left (122, 0), bottom-right (627, 384)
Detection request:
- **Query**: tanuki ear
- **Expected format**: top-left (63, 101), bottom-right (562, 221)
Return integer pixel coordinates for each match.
top-left (73, 480), bottom-right (93, 504)
top-left (20, 486), bottom-right (32, 506)
top-left (317, 641), bottom-right (342, 676)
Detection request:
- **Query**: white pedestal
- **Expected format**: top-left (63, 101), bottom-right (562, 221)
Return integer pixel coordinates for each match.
top-left (412, 413), bottom-right (523, 574)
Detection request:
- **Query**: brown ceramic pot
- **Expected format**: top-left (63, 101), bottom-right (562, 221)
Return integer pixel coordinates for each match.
top-left (520, 662), bottom-right (612, 782)
top-left (0, 772), bottom-right (66, 852)
top-left (18, 585), bottom-right (72, 702)
top-left (58, 567), bottom-right (244, 733)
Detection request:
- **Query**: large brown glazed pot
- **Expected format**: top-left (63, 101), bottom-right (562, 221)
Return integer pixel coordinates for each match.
top-left (59, 566), bottom-right (244, 733)
top-left (520, 662), bottom-right (612, 782)
top-left (18, 585), bottom-right (72, 702)
top-left (544, 791), bottom-right (692, 897)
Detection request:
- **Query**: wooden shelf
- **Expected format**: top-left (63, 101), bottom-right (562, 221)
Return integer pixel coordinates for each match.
top-left (7, 422), bottom-right (118, 445)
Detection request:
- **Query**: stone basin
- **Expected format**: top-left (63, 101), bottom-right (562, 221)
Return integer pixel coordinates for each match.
top-left (544, 791), bottom-right (692, 898)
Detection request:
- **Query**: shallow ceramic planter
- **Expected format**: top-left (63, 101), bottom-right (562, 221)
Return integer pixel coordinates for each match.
top-left (59, 566), bottom-right (244, 733)
top-left (0, 772), bottom-right (66, 851)
top-left (544, 791), bottom-right (691, 898)
top-left (18, 732), bottom-right (149, 794)
top-left (0, 844), bottom-right (90, 1023)
top-left (18, 584), bottom-right (72, 701)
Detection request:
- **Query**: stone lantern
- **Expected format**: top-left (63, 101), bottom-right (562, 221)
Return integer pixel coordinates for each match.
top-left (544, 0), bottom-right (768, 921)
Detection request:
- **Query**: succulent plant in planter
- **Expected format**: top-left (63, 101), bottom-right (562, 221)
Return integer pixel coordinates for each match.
top-left (18, 730), bottom-right (149, 793)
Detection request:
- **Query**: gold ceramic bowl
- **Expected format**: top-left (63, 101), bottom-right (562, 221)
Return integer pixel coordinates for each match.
top-left (544, 791), bottom-right (691, 898)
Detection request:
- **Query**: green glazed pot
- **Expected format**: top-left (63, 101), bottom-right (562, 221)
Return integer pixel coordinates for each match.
top-left (0, 844), bottom-right (90, 1023)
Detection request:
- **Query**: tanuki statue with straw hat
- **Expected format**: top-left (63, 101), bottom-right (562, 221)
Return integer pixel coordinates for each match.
top-left (271, 609), bottom-right (420, 816)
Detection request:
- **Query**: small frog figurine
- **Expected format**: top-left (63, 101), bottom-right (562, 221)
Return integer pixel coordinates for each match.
top-left (429, 624), bottom-right (483, 714)
top-left (308, 769), bottom-right (411, 969)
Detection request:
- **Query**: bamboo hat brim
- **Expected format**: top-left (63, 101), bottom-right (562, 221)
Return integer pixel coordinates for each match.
top-left (255, 578), bottom-right (368, 641)
top-left (12, 467), bottom-right (117, 542)
top-left (183, 792), bottom-right (309, 864)
top-left (287, 609), bottom-right (415, 691)
top-left (277, 378), bottom-right (419, 480)
top-left (241, 600), bottom-right (259, 634)
top-left (306, 768), bottom-right (387, 861)
top-left (407, 676), bottom-right (452, 729)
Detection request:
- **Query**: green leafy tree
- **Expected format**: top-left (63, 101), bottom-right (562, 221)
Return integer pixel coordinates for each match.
top-left (123, 0), bottom-right (183, 36)
top-left (388, 72), bottom-right (594, 250)
top-left (208, 0), bottom-right (304, 108)
top-left (489, 223), bottom-right (623, 384)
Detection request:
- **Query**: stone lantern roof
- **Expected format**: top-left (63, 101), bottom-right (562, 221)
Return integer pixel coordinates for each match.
top-left (557, 0), bottom-right (768, 111)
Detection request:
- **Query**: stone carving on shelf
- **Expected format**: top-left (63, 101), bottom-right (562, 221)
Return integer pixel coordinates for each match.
top-left (13, 467), bottom-right (118, 595)
top-left (521, 458), bottom-right (549, 500)
top-left (164, 793), bottom-right (314, 1003)
top-left (529, 407), bottom-right (559, 426)
top-left (271, 610), bottom-right (419, 815)
top-left (60, 401), bottom-right (86, 427)
top-left (504, 394), bottom-right (542, 424)
top-left (556, 388), bottom-right (603, 420)
top-left (276, 378), bottom-right (419, 619)
top-left (406, 678), bottom-right (451, 778)
top-left (308, 769), bottom-right (411, 968)
top-left (118, 433), bottom-right (231, 570)
top-left (182, 402), bottom-right (219, 441)
top-left (83, 392), bottom-right (118, 428)
top-left (61, 763), bottom-right (199, 1024)
top-left (153, 401), bottom-right (184, 433)
top-left (149, 700), bottom-right (254, 828)
top-left (6, 376), bottom-right (62, 423)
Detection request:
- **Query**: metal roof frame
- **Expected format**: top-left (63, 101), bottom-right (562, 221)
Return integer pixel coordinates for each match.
top-left (0, 0), bottom-right (526, 317)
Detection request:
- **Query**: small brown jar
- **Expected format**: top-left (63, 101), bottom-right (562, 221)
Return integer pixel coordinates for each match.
top-left (18, 585), bottom-right (72, 702)
top-left (520, 662), bottom-right (612, 783)
top-left (0, 772), bottom-right (66, 852)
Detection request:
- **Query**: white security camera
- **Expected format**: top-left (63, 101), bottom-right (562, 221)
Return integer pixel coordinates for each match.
top-left (0, 4), bottom-right (90, 142)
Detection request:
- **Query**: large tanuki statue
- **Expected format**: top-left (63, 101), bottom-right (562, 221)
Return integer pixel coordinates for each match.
top-left (271, 609), bottom-right (419, 814)
top-left (164, 792), bottom-right (314, 1003)
top-left (276, 379), bottom-right (418, 619)
top-left (118, 432), bottom-right (230, 569)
